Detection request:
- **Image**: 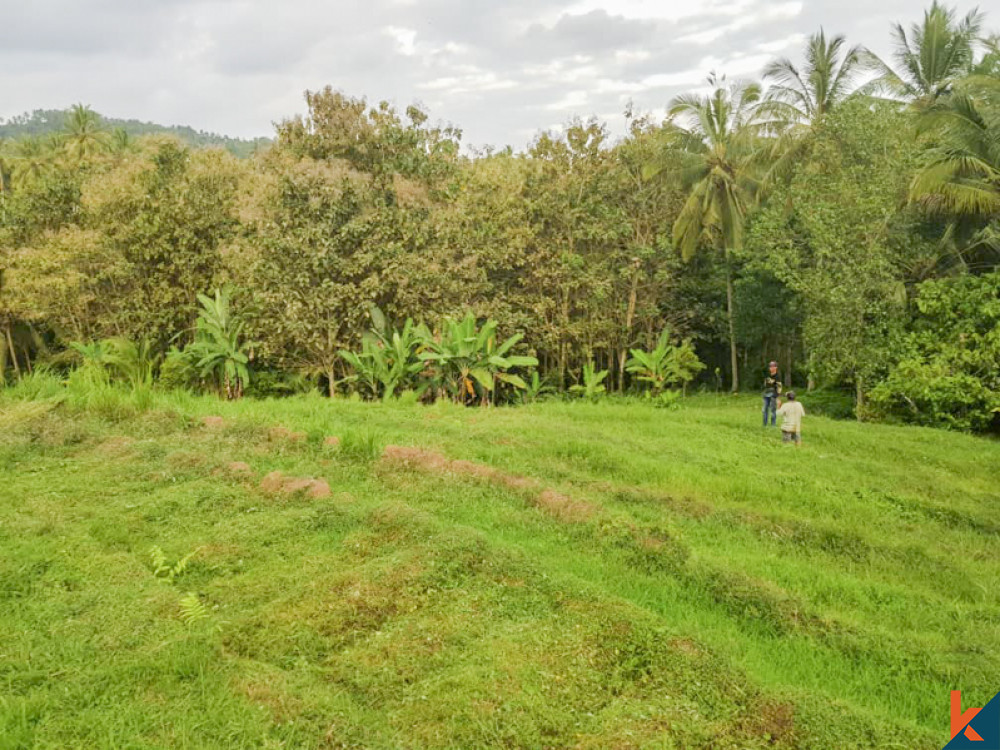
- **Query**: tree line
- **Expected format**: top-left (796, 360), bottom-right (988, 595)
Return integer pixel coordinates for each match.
top-left (1, 2), bottom-right (998, 431)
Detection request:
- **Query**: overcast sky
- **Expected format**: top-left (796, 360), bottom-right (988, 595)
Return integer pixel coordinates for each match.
top-left (2, 0), bottom-right (990, 150)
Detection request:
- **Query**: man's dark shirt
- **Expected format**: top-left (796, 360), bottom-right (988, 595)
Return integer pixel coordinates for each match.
top-left (763, 369), bottom-right (782, 397)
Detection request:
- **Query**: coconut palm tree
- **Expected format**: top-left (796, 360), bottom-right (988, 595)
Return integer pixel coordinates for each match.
top-left (110, 127), bottom-right (134, 154)
top-left (8, 136), bottom-right (56, 189)
top-left (762, 29), bottom-right (865, 129)
top-left (910, 79), bottom-right (1000, 221)
top-left (63, 104), bottom-right (109, 162)
top-left (661, 73), bottom-right (766, 392)
top-left (864, 2), bottom-right (985, 109)
top-left (760, 30), bottom-right (867, 187)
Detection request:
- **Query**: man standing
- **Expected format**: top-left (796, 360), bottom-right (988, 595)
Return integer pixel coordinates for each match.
top-left (762, 360), bottom-right (782, 427)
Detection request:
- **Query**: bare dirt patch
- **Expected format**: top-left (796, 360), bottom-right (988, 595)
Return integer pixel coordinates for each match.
top-left (201, 416), bottom-right (225, 429)
top-left (382, 445), bottom-right (451, 471)
top-left (259, 470), bottom-right (331, 499)
top-left (324, 436), bottom-right (341, 447)
top-left (227, 461), bottom-right (254, 475)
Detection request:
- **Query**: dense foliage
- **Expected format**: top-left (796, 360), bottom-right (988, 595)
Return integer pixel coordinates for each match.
top-left (1, 4), bottom-right (999, 431)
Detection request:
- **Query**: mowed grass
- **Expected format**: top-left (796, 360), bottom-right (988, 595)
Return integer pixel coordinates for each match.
top-left (1, 383), bottom-right (999, 749)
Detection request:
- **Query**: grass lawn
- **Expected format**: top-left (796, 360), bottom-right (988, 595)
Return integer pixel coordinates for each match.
top-left (2, 382), bottom-right (999, 748)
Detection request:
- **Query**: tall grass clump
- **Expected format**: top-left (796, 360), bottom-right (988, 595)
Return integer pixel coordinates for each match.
top-left (339, 428), bottom-right (385, 461)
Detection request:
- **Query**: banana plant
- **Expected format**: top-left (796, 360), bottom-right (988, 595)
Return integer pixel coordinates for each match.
top-left (419, 313), bottom-right (538, 406)
top-left (625, 328), bottom-right (705, 395)
top-left (569, 363), bottom-right (608, 400)
top-left (187, 288), bottom-right (257, 399)
top-left (339, 317), bottom-right (426, 402)
top-left (522, 370), bottom-right (556, 403)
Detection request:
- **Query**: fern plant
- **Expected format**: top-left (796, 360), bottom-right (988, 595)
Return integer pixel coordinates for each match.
top-left (149, 546), bottom-right (200, 584)
top-left (178, 592), bottom-right (209, 625)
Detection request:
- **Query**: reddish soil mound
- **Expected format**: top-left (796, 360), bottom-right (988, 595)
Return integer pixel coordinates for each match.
top-left (260, 470), bottom-right (285, 492)
top-left (201, 416), bottom-right (225, 428)
top-left (324, 436), bottom-right (341, 447)
top-left (259, 470), bottom-right (331, 499)
top-left (382, 445), bottom-right (452, 472)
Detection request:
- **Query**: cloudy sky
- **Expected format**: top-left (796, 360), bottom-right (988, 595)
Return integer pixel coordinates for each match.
top-left (2, 0), bottom-right (989, 149)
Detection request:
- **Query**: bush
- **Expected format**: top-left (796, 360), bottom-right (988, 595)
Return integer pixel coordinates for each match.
top-left (868, 360), bottom-right (1000, 432)
top-left (244, 369), bottom-right (313, 398)
top-left (803, 388), bottom-right (855, 421)
top-left (867, 272), bottom-right (1000, 432)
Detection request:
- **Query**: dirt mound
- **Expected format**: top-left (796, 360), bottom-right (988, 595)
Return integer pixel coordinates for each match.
top-left (382, 445), bottom-right (452, 472)
top-left (324, 436), bottom-right (341, 447)
top-left (382, 445), bottom-right (593, 523)
top-left (201, 416), bottom-right (225, 428)
top-left (259, 470), bottom-right (331, 499)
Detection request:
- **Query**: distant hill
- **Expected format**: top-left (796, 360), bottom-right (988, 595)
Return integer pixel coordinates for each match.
top-left (0, 108), bottom-right (271, 158)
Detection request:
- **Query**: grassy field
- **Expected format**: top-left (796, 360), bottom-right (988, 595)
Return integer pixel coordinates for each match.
top-left (2, 380), bottom-right (999, 749)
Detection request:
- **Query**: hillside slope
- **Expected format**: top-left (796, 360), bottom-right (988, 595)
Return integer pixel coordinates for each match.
top-left (1, 385), bottom-right (998, 748)
top-left (0, 109), bottom-right (270, 158)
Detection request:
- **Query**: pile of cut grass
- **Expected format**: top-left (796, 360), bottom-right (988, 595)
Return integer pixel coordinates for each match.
top-left (1, 382), bottom-right (998, 748)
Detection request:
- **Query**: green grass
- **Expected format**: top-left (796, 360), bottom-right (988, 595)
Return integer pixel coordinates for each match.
top-left (2, 381), bottom-right (998, 748)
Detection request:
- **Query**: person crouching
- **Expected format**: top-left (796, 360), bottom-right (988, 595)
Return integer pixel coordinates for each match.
top-left (776, 391), bottom-right (805, 446)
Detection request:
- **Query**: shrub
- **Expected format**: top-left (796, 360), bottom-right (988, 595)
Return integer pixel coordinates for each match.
top-left (868, 272), bottom-right (1000, 432)
top-left (569, 363), bottom-right (608, 400)
top-left (803, 387), bottom-right (855, 420)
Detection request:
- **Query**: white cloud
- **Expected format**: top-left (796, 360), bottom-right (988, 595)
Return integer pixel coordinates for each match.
top-left (0, 0), bottom-right (986, 149)
top-left (384, 26), bottom-right (418, 56)
top-left (545, 90), bottom-right (589, 110)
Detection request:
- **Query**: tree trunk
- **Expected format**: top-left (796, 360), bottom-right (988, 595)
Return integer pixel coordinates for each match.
top-left (785, 342), bottom-right (793, 388)
top-left (559, 287), bottom-right (569, 390)
top-left (725, 258), bottom-right (739, 393)
top-left (855, 375), bottom-right (864, 420)
top-left (5, 323), bottom-right (20, 378)
top-left (328, 365), bottom-right (336, 398)
top-left (619, 263), bottom-right (640, 393)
